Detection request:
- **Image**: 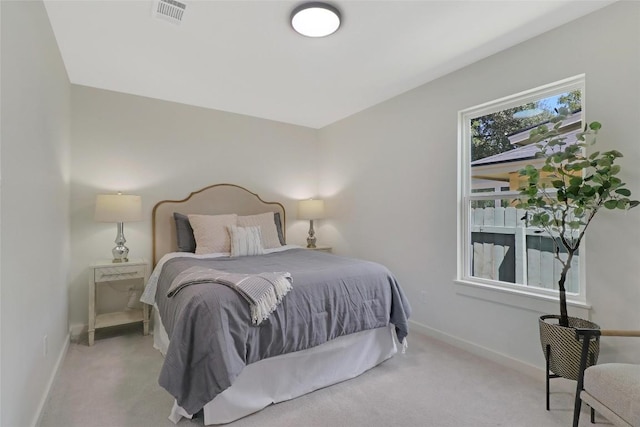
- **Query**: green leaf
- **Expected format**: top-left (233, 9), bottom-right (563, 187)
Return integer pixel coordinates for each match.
top-left (597, 157), bottom-right (613, 167)
top-left (589, 121), bottom-right (602, 131)
top-left (568, 221), bottom-right (582, 230)
top-left (566, 186), bottom-right (580, 197)
top-left (579, 161), bottom-right (591, 169)
top-left (604, 200), bottom-right (618, 209)
top-left (569, 176), bottom-right (582, 187)
top-left (615, 188), bottom-right (631, 197)
top-left (530, 135), bottom-right (543, 144)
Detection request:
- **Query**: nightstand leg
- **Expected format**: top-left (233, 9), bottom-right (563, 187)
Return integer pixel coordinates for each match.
top-left (89, 273), bottom-right (96, 346)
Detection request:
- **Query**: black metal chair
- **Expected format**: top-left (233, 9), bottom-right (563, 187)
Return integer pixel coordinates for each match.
top-left (573, 328), bottom-right (640, 427)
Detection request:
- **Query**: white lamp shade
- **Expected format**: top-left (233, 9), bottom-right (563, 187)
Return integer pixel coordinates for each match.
top-left (298, 199), bottom-right (325, 220)
top-left (94, 194), bottom-right (142, 223)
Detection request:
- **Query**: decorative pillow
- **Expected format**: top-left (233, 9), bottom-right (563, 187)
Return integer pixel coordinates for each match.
top-left (274, 212), bottom-right (286, 246)
top-left (228, 225), bottom-right (265, 257)
top-left (188, 214), bottom-right (238, 254)
top-left (238, 212), bottom-right (282, 249)
top-left (173, 212), bottom-right (196, 253)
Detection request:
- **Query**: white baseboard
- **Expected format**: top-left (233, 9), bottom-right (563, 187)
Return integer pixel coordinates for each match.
top-left (31, 333), bottom-right (70, 427)
top-left (409, 319), bottom-right (546, 382)
top-left (410, 320), bottom-right (580, 395)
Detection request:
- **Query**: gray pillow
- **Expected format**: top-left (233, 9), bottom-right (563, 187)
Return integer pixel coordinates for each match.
top-left (173, 211), bottom-right (284, 252)
top-left (274, 212), bottom-right (286, 246)
top-left (173, 212), bottom-right (196, 252)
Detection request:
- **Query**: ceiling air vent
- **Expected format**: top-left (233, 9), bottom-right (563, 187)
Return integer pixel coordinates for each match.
top-left (153, 0), bottom-right (187, 25)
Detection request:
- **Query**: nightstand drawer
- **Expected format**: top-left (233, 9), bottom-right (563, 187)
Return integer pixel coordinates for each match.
top-left (94, 264), bottom-right (145, 282)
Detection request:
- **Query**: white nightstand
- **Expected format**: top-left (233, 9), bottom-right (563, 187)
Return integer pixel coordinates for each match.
top-left (305, 246), bottom-right (332, 253)
top-left (88, 258), bottom-right (149, 346)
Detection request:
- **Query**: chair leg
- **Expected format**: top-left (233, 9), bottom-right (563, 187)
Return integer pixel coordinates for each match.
top-left (572, 400), bottom-right (596, 427)
top-left (572, 393), bottom-right (582, 427)
top-left (573, 331), bottom-right (599, 427)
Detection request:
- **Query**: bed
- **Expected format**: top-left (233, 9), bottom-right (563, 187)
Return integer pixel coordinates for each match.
top-left (141, 183), bottom-right (411, 425)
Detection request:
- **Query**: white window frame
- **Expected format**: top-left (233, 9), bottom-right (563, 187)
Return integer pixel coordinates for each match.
top-left (456, 75), bottom-right (591, 314)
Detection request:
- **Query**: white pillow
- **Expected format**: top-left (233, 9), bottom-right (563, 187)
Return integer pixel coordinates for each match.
top-left (188, 214), bottom-right (237, 254)
top-left (228, 225), bottom-right (265, 257)
top-left (237, 212), bottom-right (282, 249)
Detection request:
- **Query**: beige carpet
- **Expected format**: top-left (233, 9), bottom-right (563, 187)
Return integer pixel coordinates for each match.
top-left (38, 325), bottom-right (603, 427)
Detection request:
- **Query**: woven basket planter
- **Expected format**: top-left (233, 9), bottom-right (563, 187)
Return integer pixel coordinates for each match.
top-left (539, 314), bottom-right (600, 381)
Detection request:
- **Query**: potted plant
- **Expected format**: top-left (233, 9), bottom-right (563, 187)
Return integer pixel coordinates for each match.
top-left (516, 110), bottom-right (638, 381)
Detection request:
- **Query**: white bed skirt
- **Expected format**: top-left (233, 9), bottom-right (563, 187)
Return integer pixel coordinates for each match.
top-left (153, 307), bottom-right (398, 425)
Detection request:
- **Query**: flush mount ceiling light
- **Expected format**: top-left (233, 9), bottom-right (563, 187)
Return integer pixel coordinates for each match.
top-left (291, 2), bottom-right (341, 38)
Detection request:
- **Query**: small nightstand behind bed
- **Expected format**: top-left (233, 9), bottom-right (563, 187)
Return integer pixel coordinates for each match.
top-left (88, 258), bottom-right (150, 346)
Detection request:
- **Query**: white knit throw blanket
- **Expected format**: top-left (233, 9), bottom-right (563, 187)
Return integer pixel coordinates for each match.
top-left (167, 266), bottom-right (292, 325)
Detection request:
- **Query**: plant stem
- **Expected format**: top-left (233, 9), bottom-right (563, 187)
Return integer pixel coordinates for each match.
top-left (557, 250), bottom-right (574, 327)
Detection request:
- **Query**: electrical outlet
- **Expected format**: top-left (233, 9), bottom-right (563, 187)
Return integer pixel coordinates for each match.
top-left (43, 335), bottom-right (48, 357)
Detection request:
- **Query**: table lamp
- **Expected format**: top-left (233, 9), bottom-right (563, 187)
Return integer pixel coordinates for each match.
top-left (298, 199), bottom-right (325, 248)
top-left (95, 193), bottom-right (142, 262)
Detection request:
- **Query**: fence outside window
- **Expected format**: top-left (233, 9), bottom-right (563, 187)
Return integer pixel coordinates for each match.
top-left (470, 205), bottom-right (579, 293)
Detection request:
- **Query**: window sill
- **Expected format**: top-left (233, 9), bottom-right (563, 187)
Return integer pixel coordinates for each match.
top-left (453, 279), bottom-right (591, 319)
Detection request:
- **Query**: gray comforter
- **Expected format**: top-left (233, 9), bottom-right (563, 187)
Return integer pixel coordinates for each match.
top-left (155, 248), bottom-right (411, 415)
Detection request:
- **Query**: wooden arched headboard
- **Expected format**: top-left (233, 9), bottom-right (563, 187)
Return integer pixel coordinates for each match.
top-left (152, 184), bottom-right (285, 266)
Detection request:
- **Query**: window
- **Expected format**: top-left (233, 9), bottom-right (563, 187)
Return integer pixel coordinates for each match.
top-left (457, 75), bottom-right (586, 303)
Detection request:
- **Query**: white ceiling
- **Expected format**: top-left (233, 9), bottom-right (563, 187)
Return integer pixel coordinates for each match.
top-left (44, 0), bottom-right (613, 129)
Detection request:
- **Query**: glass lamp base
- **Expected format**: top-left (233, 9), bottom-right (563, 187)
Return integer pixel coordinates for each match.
top-left (112, 245), bottom-right (129, 263)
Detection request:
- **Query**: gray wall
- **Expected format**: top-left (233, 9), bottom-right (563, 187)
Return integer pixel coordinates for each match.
top-left (318, 1), bottom-right (640, 371)
top-left (0, 1), bottom-right (71, 426)
top-left (68, 86), bottom-right (319, 331)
